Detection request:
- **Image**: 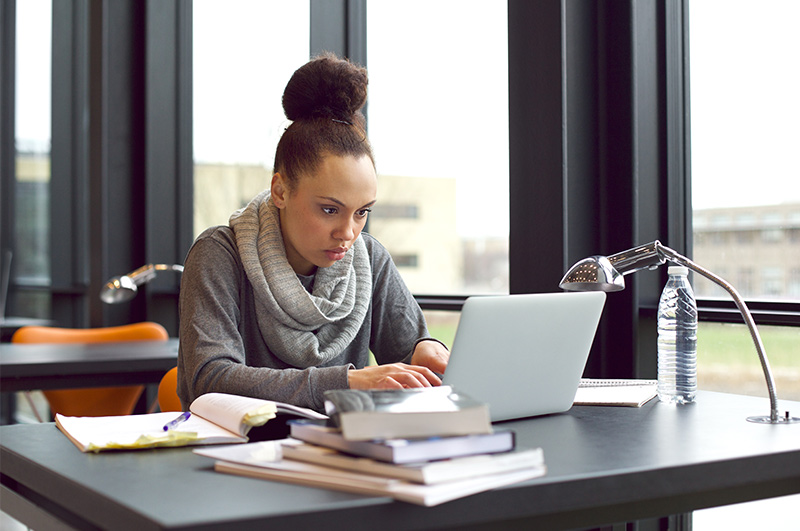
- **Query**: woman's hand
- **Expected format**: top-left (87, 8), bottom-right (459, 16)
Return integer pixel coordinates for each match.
top-left (410, 339), bottom-right (450, 376)
top-left (348, 363), bottom-right (441, 390)
top-left (347, 339), bottom-right (450, 390)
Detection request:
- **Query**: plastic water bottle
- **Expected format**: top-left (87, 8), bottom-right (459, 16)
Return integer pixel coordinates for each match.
top-left (657, 265), bottom-right (697, 404)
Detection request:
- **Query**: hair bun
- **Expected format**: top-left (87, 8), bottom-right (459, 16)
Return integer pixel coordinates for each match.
top-left (282, 52), bottom-right (368, 122)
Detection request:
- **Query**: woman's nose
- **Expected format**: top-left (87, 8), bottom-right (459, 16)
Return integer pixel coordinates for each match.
top-left (334, 218), bottom-right (357, 241)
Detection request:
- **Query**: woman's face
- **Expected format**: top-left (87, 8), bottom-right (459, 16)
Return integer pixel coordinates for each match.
top-left (272, 154), bottom-right (377, 276)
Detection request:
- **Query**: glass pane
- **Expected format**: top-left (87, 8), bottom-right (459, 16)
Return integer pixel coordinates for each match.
top-left (690, 1), bottom-right (798, 407)
top-left (423, 310), bottom-right (460, 350)
top-left (192, 1), bottom-right (310, 237)
top-left (697, 322), bottom-right (800, 401)
top-left (367, 0), bottom-right (509, 295)
top-left (13, 0), bottom-right (52, 318)
top-left (690, 0), bottom-right (800, 302)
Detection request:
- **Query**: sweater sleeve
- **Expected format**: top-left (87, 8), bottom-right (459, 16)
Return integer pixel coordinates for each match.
top-left (176, 228), bottom-right (349, 412)
top-left (363, 234), bottom-right (431, 365)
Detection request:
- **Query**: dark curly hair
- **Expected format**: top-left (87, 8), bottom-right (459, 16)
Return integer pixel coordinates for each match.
top-left (273, 52), bottom-right (374, 189)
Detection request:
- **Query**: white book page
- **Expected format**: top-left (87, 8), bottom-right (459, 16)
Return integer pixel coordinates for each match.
top-left (190, 393), bottom-right (277, 436)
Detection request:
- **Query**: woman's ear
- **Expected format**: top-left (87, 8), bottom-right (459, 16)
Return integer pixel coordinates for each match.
top-left (271, 173), bottom-right (288, 208)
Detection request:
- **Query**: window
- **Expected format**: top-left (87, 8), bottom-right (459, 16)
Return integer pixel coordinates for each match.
top-left (691, 0), bottom-right (800, 301)
top-left (690, 0), bottom-right (800, 402)
top-left (370, 204), bottom-right (419, 220)
top-left (788, 268), bottom-right (800, 298)
top-left (392, 255), bottom-right (419, 268)
top-left (12, 0), bottom-right (52, 318)
top-left (192, 1), bottom-right (309, 238)
top-left (366, 0), bottom-right (508, 296)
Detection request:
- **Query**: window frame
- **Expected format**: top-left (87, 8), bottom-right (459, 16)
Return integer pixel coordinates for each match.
top-left (1, 1), bottom-right (16, 287)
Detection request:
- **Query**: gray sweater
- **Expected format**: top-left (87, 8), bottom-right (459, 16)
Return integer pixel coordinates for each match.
top-left (177, 227), bottom-right (430, 412)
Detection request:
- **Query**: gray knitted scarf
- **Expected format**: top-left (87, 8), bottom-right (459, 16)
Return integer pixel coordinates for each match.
top-left (229, 189), bottom-right (371, 368)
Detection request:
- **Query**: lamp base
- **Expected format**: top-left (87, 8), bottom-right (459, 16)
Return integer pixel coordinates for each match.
top-left (746, 413), bottom-right (800, 424)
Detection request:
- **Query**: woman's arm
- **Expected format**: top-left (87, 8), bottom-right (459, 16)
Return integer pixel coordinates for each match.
top-left (410, 338), bottom-right (450, 375)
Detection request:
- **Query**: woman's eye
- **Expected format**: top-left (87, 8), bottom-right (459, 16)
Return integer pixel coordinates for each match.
top-left (322, 207), bottom-right (338, 215)
top-left (357, 208), bottom-right (372, 218)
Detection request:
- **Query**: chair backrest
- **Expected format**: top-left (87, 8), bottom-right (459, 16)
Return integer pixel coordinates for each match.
top-left (158, 366), bottom-right (182, 412)
top-left (12, 321), bottom-right (169, 344)
top-left (12, 322), bottom-right (169, 418)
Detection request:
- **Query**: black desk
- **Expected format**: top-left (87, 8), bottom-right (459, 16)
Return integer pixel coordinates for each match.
top-left (1, 391), bottom-right (798, 530)
top-left (0, 338), bottom-right (179, 392)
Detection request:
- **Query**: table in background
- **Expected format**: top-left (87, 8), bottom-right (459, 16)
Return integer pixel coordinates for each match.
top-left (1, 391), bottom-right (798, 530)
top-left (0, 339), bottom-right (179, 423)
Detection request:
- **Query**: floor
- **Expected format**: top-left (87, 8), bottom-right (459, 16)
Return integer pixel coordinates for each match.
top-left (0, 512), bottom-right (27, 531)
top-left (693, 494), bottom-right (800, 530)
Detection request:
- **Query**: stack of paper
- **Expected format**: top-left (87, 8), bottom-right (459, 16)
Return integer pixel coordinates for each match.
top-left (195, 438), bottom-right (546, 507)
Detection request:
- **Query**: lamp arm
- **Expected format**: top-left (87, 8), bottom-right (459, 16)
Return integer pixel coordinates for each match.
top-left (154, 264), bottom-right (185, 274)
top-left (126, 265), bottom-right (158, 286)
top-left (127, 264), bottom-right (184, 286)
top-left (654, 242), bottom-right (779, 423)
top-left (608, 241), bottom-right (665, 275)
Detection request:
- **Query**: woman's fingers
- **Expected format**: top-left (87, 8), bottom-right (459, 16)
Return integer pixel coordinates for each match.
top-left (349, 363), bottom-right (441, 390)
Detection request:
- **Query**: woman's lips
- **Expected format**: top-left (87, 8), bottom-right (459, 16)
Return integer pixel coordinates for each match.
top-left (325, 248), bottom-right (348, 261)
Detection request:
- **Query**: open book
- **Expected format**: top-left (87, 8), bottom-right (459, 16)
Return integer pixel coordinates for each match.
top-left (55, 392), bottom-right (326, 453)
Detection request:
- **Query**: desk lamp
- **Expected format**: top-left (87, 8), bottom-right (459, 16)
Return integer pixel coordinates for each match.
top-left (559, 240), bottom-right (798, 425)
top-left (100, 264), bottom-right (184, 304)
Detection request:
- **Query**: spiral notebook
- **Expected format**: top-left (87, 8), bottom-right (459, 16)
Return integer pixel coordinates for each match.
top-left (574, 379), bottom-right (658, 407)
top-left (442, 291), bottom-right (606, 422)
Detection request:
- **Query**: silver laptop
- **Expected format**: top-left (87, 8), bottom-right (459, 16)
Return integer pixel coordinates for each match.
top-left (442, 291), bottom-right (606, 422)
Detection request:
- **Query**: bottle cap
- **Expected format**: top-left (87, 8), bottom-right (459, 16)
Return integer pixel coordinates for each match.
top-left (667, 265), bottom-right (689, 276)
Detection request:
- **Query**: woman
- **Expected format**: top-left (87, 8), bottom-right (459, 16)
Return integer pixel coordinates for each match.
top-left (177, 53), bottom-right (449, 412)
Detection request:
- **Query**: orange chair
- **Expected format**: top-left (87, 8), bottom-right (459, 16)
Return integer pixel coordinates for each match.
top-left (12, 322), bottom-right (169, 419)
top-left (158, 366), bottom-right (182, 412)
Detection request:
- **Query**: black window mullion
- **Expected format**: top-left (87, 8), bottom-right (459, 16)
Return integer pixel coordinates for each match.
top-left (143, 0), bottom-right (193, 335)
top-left (509, 0), bottom-right (687, 381)
top-left (50, 0), bottom-right (90, 326)
top-left (310, 0), bottom-right (366, 66)
top-left (1, 0), bottom-right (16, 295)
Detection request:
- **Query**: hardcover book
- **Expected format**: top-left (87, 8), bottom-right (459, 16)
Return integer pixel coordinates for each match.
top-left (289, 419), bottom-right (514, 464)
top-left (323, 385), bottom-right (492, 440)
top-left (279, 439), bottom-right (543, 485)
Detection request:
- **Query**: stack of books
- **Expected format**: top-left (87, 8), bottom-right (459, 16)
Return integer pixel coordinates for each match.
top-left (196, 387), bottom-right (547, 506)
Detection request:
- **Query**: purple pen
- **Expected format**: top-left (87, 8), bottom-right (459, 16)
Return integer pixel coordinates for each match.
top-left (163, 411), bottom-right (191, 431)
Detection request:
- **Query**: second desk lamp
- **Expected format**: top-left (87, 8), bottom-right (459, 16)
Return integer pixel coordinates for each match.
top-left (100, 264), bottom-right (184, 304)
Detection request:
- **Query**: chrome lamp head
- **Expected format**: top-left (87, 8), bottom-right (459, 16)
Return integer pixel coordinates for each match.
top-left (100, 264), bottom-right (184, 304)
top-left (560, 240), bottom-right (798, 425)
